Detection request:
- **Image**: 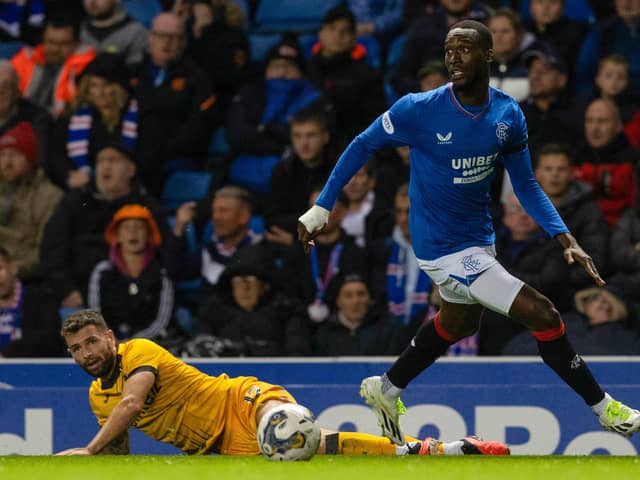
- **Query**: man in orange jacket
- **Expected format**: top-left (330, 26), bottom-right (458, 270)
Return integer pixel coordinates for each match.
top-left (11, 16), bottom-right (95, 117)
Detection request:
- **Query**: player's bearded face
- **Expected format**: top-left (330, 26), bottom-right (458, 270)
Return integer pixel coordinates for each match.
top-left (67, 326), bottom-right (117, 378)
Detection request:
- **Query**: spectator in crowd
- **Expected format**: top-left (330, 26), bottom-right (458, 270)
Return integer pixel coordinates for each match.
top-left (80, 0), bottom-right (148, 65)
top-left (392, 0), bottom-right (493, 95)
top-left (347, 0), bottom-right (403, 55)
top-left (0, 246), bottom-right (62, 358)
top-left (167, 186), bottom-right (261, 292)
top-left (380, 183), bottom-right (432, 326)
top-left (281, 188), bottom-right (368, 324)
top-left (582, 55), bottom-right (639, 125)
top-left (196, 249), bottom-right (311, 356)
top-left (88, 204), bottom-right (174, 341)
top-left (489, 8), bottom-right (544, 101)
top-left (341, 162), bottom-right (393, 248)
top-left (313, 273), bottom-right (409, 356)
top-left (226, 35), bottom-right (323, 156)
top-left (186, 0), bottom-right (250, 118)
top-left (574, 98), bottom-right (640, 227)
top-left (50, 53), bottom-right (137, 190)
top-left (478, 192), bottom-right (570, 354)
top-left (519, 50), bottom-right (582, 154)
top-left (11, 16), bottom-right (96, 117)
top-left (265, 108), bottom-right (335, 242)
top-left (372, 145), bottom-right (410, 208)
top-left (534, 143), bottom-right (608, 293)
top-left (417, 60), bottom-right (449, 92)
top-left (523, 0), bottom-right (587, 79)
top-left (0, 121), bottom-right (62, 279)
top-left (503, 286), bottom-right (640, 355)
top-left (40, 142), bottom-right (167, 309)
top-left (609, 202), bottom-right (640, 304)
top-left (307, 6), bottom-right (386, 146)
top-left (576, 0), bottom-right (640, 96)
top-left (132, 12), bottom-right (218, 195)
top-left (0, 61), bottom-right (52, 173)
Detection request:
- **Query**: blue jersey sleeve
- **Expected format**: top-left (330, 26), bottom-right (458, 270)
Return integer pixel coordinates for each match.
top-left (316, 94), bottom-right (418, 210)
top-left (503, 104), bottom-right (569, 238)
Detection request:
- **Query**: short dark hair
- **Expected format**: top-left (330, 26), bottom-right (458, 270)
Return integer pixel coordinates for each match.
top-left (322, 5), bottom-right (356, 33)
top-left (290, 107), bottom-right (328, 131)
top-left (396, 183), bottom-right (409, 197)
top-left (45, 14), bottom-right (81, 41)
top-left (535, 143), bottom-right (573, 168)
top-left (60, 309), bottom-right (109, 337)
top-left (449, 19), bottom-right (493, 51)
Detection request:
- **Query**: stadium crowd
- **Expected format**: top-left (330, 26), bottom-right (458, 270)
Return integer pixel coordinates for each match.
top-left (0, 0), bottom-right (639, 358)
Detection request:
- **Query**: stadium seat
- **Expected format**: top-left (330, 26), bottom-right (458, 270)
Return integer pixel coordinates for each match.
top-left (0, 41), bottom-right (24, 59)
top-left (254, 0), bottom-right (342, 33)
top-left (384, 34), bottom-right (407, 106)
top-left (161, 171), bottom-right (213, 212)
top-left (122, 0), bottom-right (162, 28)
top-left (229, 155), bottom-right (280, 193)
top-left (249, 33), bottom-right (281, 63)
top-left (208, 128), bottom-right (230, 157)
top-left (518, 0), bottom-right (594, 23)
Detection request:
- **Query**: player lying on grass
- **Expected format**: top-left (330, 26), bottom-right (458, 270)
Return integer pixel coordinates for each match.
top-left (55, 309), bottom-right (509, 457)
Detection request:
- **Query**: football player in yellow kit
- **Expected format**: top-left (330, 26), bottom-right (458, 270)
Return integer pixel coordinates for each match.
top-left (56, 310), bottom-right (509, 457)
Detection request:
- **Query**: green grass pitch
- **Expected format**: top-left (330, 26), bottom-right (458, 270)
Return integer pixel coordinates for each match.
top-left (1, 456), bottom-right (640, 480)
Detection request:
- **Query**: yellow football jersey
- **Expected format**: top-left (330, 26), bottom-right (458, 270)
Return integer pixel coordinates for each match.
top-left (89, 338), bottom-right (250, 454)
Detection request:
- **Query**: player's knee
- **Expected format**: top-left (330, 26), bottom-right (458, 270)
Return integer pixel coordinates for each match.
top-left (439, 317), bottom-right (479, 340)
top-left (533, 297), bottom-right (561, 330)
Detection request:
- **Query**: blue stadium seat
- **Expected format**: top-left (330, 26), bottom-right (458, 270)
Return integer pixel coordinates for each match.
top-left (300, 34), bottom-right (381, 69)
top-left (161, 171), bottom-right (213, 212)
top-left (122, 0), bottom-right (162, 28)
top-left (208, 128), bottom-right (230, 156)
top-left (0, 41), bottom-right (24, 59)
top-left (384, 34), bottom-right (407, 107)
top-left (249, 33), bottom-right (281, 63)
top-left (254, 0), bottom-right (342, 33)
top-left (518, 0), bottom-right (594, 23)
top-left (229, 155), bottom-right (280, 193)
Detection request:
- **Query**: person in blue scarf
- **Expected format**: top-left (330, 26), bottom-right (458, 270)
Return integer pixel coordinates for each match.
top-left (50, 52), bottom-right (138, 190)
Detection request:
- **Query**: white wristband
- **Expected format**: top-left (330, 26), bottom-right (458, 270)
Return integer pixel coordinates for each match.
top-left (298, 204), bottom-right (330, 234)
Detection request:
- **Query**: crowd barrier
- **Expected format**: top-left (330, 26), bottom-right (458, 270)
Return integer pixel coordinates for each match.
top-left (1, 357), bottom-right (640, 455)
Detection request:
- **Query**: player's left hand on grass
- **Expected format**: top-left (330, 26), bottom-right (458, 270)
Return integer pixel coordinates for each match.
top-left (55, 447), bottom-right (92, 456)
top-left (297, 205), bottom-right (330, 253)
top-left (561, 237), bottom-right (605, 287)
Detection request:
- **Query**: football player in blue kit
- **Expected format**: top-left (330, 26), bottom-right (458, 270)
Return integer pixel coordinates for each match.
top-left (297, 19), bottom-right (640, 445)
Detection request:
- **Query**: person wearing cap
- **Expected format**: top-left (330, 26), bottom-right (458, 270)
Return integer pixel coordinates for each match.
top-left (50, 52), bottom-right (138, 190)
top-left (313, 273), bottom-right (411, 356)
top-left (80, 0), bottom-right (148, 65)
top-left (40, 142), bottom-right (169, 310)
top-left (87, 203), bottom-right (174, 341)
top-left (195, 245), bottom-right (311, 357)
top-left (226, 34), bottom-right (324, 157)
top-left (519, 49), bottom-right (582, 154)
top-left (10, 16), bottom-right (96, 117)
top-left (503, 286), bottom-right (640, 356)
top-left (131, 12), bottom-right (219, 196)
top-left (307, 5), bottom-right (385, 147)
top-left (0, 121), bottom-right (63, 279)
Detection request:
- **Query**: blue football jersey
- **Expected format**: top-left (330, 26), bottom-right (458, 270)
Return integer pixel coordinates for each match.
top-left (316, 84), bottom-right (568, 260)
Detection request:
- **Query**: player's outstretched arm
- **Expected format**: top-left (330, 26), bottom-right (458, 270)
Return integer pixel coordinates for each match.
top-left (556, 232), bottom-right (605, 287)
top-left (56, 370), bottom-right (155, 455)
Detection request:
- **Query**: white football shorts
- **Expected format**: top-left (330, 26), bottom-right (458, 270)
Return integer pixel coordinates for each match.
top-left (417, 245), bottom-right (524, 316)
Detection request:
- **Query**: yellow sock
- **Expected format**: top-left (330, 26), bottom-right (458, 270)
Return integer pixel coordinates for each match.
top-left (326, 432), bottom-right (420, 456)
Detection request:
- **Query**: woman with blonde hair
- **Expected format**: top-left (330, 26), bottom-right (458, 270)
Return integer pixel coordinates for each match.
top-left (51, 52), bottom-right (138, 189)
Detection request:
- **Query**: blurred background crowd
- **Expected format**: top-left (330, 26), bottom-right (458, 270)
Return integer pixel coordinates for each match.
top-left (0, 0), bottom-right (639, 359)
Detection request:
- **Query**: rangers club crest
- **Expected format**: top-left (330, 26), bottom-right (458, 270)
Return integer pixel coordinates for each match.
top-left (495, 122), bottom-right (509, 144)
